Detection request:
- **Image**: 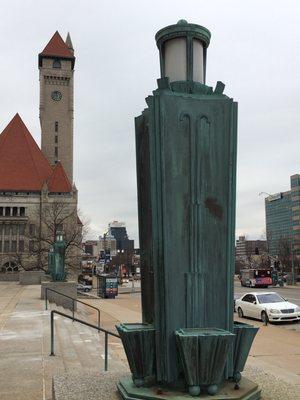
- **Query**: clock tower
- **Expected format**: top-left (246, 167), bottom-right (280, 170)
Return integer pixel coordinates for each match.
top-left (39, 31), bottom-right (75, 183)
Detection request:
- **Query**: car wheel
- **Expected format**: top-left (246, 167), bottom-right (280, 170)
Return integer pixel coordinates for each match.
top-left (261, 311), bottom-right (269, 324)
top-left (84, 288), bottom-right (89, 292)
top-left (237, 307), bottom-right (244, 318)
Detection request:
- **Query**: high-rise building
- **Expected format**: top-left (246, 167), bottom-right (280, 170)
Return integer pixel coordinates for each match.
top-left (39, 31), bottom-right (75, 183)
top-left (107, 221), bottom-right (134, 251)
top-left (99, 233), bottom-right (117, 256)
top-left (265, 174), bottom-right (300, 256)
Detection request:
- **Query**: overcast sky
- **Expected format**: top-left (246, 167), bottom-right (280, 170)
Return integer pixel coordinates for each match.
top-left (0, 0), bottom-right (299, 244)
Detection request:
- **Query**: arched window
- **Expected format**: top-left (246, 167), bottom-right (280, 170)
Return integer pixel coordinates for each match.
top-left (53, 59), bottom-right (61, 69)
top-left (3, 261), bottom-right (18, 272)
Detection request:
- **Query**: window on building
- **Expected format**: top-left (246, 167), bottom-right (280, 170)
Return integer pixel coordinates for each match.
top-left (0, 225), bottom-right (3, 235)
top-left (53, 59), bottom-right (61, 69)
top-left (12, 207), bottom-right (18, 216)
top-left (0, 241), bottom-right (2, 252)
top-left (19, 225), bottom-right (25, 235)
top-left (19, 240), bottom-right (24, 252)
top-left (55, 147), bottom-right (58, 157)
top-left (55, 122), bottom-right (58, 132)
top-left (0, 207), bottom-right (3, 216)
top-left (4, 240), bottom-right (10, 252)
top-left (29, 240), bottom-right (35, 252)
top-left (4, 225), bottom-right (10, 235)
top-left (29, 224), bottom-right (36, 237)
top-left (12, 225), bottom-right (18, 235)
top-left (11, 241), bottom-right (17, 252)
top-left (55, 135), bottom-right (58, 144)
top-left (20, 207), bottom-right (25, 217)
top-left (5, 207), bottom-right (11, 216)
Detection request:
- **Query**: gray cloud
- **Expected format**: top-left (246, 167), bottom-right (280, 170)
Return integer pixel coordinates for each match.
top-left (0, 0), bottom-right (299, 244)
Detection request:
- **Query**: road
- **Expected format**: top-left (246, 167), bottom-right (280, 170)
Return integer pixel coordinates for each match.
top-left (234, 281), bottom-right (300, 331)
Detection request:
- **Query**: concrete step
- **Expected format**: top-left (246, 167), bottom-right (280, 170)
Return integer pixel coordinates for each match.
top-left (46, 302), bottom-right (124, 372)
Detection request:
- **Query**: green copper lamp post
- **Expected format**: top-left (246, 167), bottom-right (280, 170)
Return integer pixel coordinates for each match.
top-left (117, 20), bottom-right (260, 399)
top-left (48, 231), bottom-right (66, 282)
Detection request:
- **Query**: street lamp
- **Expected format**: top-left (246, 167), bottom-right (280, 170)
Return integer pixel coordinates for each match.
top-left (155, 19), bottom-right (210, 83)
top-left (116, 19), bottom-right (261, 400)
top-left (259, 191), bottom-right (271, 197)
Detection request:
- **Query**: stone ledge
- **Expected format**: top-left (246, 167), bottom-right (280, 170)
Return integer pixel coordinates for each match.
top-left (41, 281), bottom-right (77, 311)
top-left (19, 270), bottom-right (47, 285)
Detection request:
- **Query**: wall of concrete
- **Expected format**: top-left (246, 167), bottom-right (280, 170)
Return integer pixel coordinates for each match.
top-left (41, 281), bottom-right (77, 311)
top-left (0, 273), bottom-right (19, 281)
top-left (19, 271), bottom-right (48, 285)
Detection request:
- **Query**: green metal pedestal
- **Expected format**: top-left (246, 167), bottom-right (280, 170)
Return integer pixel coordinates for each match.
top-left (118, 376), bottom-right (261, 400)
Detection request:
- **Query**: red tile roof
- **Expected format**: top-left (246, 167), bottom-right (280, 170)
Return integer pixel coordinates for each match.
top-left (0, 114), bottom-right (71, 193)
top-left (40, 31), bottom-right (74, 59)
top-left (48, 161), bottom-right (72, 193)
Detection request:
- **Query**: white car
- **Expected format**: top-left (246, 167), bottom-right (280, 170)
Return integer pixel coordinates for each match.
top-left (77, 283), bottom-right (92, 293)
top-left (235, 292), bottom-right (300, 323)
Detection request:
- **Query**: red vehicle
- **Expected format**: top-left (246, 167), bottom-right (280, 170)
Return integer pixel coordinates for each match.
top-left (240, 269), bottom-right (272, 288)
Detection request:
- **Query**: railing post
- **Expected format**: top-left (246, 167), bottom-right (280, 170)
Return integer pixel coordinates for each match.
top-left (98, 309), bottom-right (100, 331)
top-left (50, 311), bottom-right (55, 356)
top-left (104, 332), bottom-right (108, 371)
top-left (45, 288), bottom-right (48, 310)
top-left (72, 299), bottom-right (75, 321)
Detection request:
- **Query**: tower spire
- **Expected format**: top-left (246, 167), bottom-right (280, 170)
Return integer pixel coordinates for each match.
top-left (65, 32), bottom-right (74, 55)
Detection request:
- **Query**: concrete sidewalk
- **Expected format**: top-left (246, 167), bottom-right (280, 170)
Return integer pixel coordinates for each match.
top-left (0, 282), bottom-right (126, 400)
top-left (85, 292), bottom-right (300, 400)
top-left (1, 282), bottom-right (299, 400)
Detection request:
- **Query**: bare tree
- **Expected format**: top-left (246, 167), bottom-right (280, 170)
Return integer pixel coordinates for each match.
top-left (277, 236), bottom-right (292, 272)
top-left (14, 202), bottom-right (89, 275)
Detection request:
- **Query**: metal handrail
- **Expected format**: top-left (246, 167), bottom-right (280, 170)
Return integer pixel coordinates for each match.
top-left (45, 287), bottom-right (101, 330)
top-left (50, 310), bottom-right (119, 371)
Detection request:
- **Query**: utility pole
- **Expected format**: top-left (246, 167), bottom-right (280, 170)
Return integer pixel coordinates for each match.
top-left (291, 239), bottom-right (295, 285)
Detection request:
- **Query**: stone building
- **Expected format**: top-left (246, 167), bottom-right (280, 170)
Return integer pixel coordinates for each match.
top-left (99, 233), bottom-right (117, 256)
top-left (0, 32), bottom-right (80, 273)
top-left (39, 31), bottom-right (75, 183)
top-left (235, 236), bottom-right (267, 260)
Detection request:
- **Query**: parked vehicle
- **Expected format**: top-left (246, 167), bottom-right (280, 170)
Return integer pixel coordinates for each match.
top-left (240, 268), bottom-right (272, 288)
top-left (233, 294), bottom-right (240, 313)
top-left (235, 291), bottom-right (300, 323)
top-left (77, 283), bottom-right (92, 293)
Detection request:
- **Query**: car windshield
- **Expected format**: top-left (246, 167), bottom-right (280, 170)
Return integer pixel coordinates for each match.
top-left (257, 293), bottom-right (285, 304)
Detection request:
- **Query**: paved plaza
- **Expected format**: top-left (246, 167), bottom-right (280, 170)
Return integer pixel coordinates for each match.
top-left (0, 282), bottom-right (300, 399)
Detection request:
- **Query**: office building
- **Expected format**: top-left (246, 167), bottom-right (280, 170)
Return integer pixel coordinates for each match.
top-left (236, 236), bottom-right (267, 259)
top-left (107, 221), bottom-right (134, 251)
top-left (265, 174), bottom-right (300, 256)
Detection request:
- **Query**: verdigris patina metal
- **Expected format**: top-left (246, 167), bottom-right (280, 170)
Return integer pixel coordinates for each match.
top-left (117, 20), bottom-right (261, 399)
top-left (48, 231), bottom-right (66, 281)
top-left (176, 328), bottom-right (235, 395)
top-left (47, 245), bottom-right (55, 276)
top-left (117, 323), bottom-right (156, 387)
top-left (232, 322), bottom-right (259, 387)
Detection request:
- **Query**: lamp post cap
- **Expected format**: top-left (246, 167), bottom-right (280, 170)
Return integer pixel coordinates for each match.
top-left (177, 19), bottom-right (188, 25)
top-left (155, 20), bottom-right (211, 49)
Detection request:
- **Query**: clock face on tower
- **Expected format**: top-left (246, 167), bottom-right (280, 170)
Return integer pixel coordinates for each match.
top-left (51, 91), bottom-right (62, 101)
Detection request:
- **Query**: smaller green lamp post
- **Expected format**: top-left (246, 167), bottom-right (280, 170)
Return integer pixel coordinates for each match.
top-left (49, 231), bottom-right (66, 281)
top-left (47, 245), bottom-right (55, 275)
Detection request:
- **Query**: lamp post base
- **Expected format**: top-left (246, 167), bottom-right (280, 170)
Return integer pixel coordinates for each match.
top-left (117, 376), bottom-right (261, 400)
